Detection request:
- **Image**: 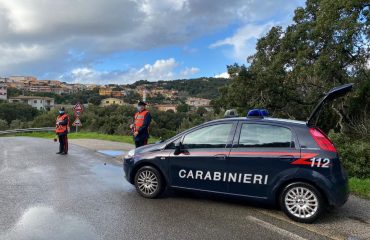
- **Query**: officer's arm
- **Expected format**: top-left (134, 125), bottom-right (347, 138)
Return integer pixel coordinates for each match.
top-left (59, 116), bottom-right (69, 126)
top-left (138, 113), bottom-right (151, 133)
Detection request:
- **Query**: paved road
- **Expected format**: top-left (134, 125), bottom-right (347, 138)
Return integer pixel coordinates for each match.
top-left (0, 137), bottom-right (369, 240)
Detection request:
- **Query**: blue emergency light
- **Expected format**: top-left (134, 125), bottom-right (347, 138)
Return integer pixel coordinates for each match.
top-left (247, 108), bottom-right (269, 117)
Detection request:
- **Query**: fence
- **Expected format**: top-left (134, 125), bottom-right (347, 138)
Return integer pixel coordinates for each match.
top-left (0, 127), bottom-right (54, 135)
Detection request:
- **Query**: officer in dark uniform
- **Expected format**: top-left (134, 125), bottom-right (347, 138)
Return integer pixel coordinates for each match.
top-left (130, 101), bottom-right (151, 148)
top-left (55, 107), bottom-right (70, 155)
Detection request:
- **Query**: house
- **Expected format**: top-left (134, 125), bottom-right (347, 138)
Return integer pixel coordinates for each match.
top-left (26, 84), bottom-right (52, 93)
top-left (0, 82), bottom-right (7, 100)
top-left (185, 97), bottom-right (211, 107)
top-left (154, 104), bottom-right (178, 112)
top-left (100, 98), bottom-right (124, 107)
top-left (52, 87), bottom-right (64, 95)
top-left (99, 87), bottom-right (113, 96)
top-left (9, 96), bottom-right (55, 110)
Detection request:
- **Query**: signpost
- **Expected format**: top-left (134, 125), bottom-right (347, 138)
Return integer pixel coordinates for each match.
top-left (72, 103), bottom-right (84, 133)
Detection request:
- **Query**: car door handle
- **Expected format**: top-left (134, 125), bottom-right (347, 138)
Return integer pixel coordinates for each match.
top-left (214, 154), bottom-right (227, 160)
top-left (279, 155), bottom-right (295, 158)
top-left (279, 155), bottom-right (296, 162)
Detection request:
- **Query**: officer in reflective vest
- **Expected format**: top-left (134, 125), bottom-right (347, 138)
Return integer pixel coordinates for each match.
top-left (130, 101), bottom-right (151, 148)
top-left (55, 107), bottom-right (70, 155)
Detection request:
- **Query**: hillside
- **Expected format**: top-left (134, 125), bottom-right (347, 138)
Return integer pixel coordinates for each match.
top-left (130, 77), bottom-right (229, 99)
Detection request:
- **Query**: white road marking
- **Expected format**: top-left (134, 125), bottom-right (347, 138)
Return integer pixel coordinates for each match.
top-left (246, 215), bottom-right (308, 240)
top-left (257, 209), bottom-right (347, 240)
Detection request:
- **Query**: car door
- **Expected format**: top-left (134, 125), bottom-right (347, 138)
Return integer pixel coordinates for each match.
top-left (167, 122), bottom-right (236, 193)
top-left (228, 122), bottom-right (300, 198)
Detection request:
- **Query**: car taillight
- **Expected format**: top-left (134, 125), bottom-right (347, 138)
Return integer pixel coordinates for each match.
top-left (309, 127), bottom-right (337, 152)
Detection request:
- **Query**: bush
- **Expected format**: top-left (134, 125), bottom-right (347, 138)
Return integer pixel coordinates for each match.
top-left (329, 132), bottom-right (370, 179)
top-left (31, 111), bottom-right (57, 127)
top-left (9, 119), bottom-right (24, 129)
top-left (0, 119), bottom-right (8, 130)
top-left (0, 102), bottom-right (39, 123)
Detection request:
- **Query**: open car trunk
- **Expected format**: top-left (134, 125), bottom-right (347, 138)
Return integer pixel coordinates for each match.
top-left (307, 83), bottom-right (354, 126)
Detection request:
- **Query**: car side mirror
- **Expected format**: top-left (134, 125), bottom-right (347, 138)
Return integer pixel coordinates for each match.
top-left (174, 141), bottom-right (183, 155)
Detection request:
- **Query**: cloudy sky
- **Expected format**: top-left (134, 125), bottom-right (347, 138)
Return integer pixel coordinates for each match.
top-left (0, 0), bottom-right (304, 84)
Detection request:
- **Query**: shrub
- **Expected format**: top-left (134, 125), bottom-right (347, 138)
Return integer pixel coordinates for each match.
top-left (0, 119), bottom-right (8, 130)
top-left (329, 132), bottom-right (370, 179)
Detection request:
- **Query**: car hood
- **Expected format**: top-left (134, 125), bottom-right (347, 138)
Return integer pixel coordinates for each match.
top-left (134, 142), bottom-right (165, 155)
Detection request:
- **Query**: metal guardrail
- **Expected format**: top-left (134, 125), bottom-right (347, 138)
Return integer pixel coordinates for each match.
top-left (0, 127), bottom-right (55, 135)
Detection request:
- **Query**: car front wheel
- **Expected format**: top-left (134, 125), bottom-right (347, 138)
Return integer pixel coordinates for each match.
top-left (280, 182), bottom-right (325, 223)
top-left (134, 166), bottom-right (164, 198)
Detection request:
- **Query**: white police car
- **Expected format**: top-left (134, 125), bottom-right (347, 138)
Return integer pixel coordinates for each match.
top-left (123, 84), bottom-right (352, 223)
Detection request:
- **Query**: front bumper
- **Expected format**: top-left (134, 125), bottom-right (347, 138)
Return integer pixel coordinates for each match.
top-left (123, 157), bottom-right (134, 183)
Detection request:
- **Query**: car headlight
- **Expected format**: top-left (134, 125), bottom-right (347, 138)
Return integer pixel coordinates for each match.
top-left (125, 149), bottom-right (135, 158)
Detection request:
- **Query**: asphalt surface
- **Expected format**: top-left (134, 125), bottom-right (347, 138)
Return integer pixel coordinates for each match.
top-left (0, 137), bottom-right (369, 240)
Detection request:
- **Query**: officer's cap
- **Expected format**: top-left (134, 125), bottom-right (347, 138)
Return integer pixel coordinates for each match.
top-left (137, 101), bottom-right (147, 106)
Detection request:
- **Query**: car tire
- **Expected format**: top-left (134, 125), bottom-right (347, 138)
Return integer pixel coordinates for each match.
top-left (279, 182), bottom-right (325, 223)
top-left (134, 166), bottom-right (164, 198)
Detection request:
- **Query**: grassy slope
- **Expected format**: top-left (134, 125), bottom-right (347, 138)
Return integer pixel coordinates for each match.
top-left (2, 132), bottom-right (369, 199)
top-left (349, 178), bottom-right (370, 199)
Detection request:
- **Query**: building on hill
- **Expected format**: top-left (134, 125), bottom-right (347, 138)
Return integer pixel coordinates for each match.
top-left (0, 82), bottom-right (7, 100)
top-left (52, 87), bottom-right (64, 95)
top-left (9, 96), bottom-right (55, 110)
top-left (99, 86), bottom-right (126, 97)
top-left (26, 84), bottom-right (52, 93)
top-left (154, 104), bottom-right (178, 112)
top-left (100, 98), bottom-right (124, 107)
top-left (185, 97), bottom-right (211, 107)
top-left (9, 76), bottom-right (37, 82)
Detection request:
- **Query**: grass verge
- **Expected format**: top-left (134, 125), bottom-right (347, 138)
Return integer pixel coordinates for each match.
top-left (349, 178), bottom-right (370, 199)
top-left (4, 131), bottom-right (158, 144)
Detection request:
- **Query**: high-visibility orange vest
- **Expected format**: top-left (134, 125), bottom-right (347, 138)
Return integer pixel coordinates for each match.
top-left (134, 110), bottom-right (149, 133)
top-left (55, 113), bottom-right (70, 133)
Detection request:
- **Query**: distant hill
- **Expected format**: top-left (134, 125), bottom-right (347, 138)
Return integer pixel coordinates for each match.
top-left (130, 77), bottom-right (229, 99)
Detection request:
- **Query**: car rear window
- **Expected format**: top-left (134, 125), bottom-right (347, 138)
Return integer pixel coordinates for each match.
top-left (238, 124), bottom-right (294, 148)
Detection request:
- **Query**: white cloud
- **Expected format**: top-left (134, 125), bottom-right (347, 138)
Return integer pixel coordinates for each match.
top-left (64, 58), bottom-right (199, 84)
top-left (210, 22), bottom-right (274, 61)
top-left (180, 67), bottom-right (199, 76)
top-left (214, 72), bottom-right (230, 78)
top-left (0, 0), bottom-right (304, 78)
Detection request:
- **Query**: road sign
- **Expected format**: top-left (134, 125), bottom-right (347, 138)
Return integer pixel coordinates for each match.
top-left (73, 103), bottom-right (84, 112)
top-left (72, 118), bottom-right (82, 127)
top-left (74, 110), bottom-right (82, 117)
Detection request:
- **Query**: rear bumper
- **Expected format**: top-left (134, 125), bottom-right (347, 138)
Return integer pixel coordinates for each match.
top-left (325, 176), bottom-right (349, 207)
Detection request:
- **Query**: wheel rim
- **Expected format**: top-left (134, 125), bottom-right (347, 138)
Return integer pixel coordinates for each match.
top-left (285, 187), bottom-right (318, 219)
top-left (137, 170), bottom-right (158, 195)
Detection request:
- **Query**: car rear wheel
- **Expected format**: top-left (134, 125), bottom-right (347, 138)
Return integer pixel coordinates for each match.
top-left (134, 166), bottom-right (164, 198)
top-left (280, 182), bottom-right (325, 223)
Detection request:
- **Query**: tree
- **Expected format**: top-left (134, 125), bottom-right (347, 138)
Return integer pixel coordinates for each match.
top-left (217, 0), bottom-right (370, 134)
top-left (0, 102), bottom-right (39, 123)
top-left (176, 103), bottom-right (190, 113)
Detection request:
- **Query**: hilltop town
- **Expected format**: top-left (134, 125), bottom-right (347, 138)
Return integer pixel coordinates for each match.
top-left (0, 76), bottom-right (228, 112)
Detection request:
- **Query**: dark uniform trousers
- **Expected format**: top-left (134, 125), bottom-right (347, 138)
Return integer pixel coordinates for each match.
top-left (58, 133), bottom-right (68, 153)
top-left (135, 138), bottom-right (148, 148)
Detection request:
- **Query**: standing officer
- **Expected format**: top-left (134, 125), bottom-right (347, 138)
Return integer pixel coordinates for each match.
top-left (130, 101), bottom-right (151, 148)
top-left (55, 107), bottom-right (70, 155)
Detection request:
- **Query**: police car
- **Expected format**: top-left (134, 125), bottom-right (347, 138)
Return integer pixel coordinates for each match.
top-left (123, 84), bottom-right (352, 223)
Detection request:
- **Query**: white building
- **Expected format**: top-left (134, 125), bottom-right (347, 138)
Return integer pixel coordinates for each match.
top-left (9, 96), bottom-right (55, 110)
top-left (100, 98), bottom-right (124, 107)
top-left (0, 82), bottom-right (7, 100)
top-left (185, 97), bottom-right (211, 107)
